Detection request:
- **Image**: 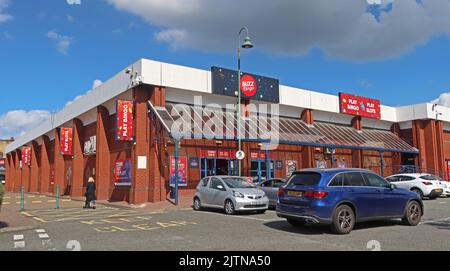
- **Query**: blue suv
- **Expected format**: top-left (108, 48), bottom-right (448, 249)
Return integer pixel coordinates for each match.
top-left (276, 169), bottom-right (423, 234)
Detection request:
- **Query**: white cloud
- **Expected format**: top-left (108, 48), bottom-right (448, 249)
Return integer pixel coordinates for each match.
top-left (46, 30), bottom-right (75, 55)
top-left (106, 0), bottom-right (450, 61)
top-left (65, 79), bottom-right (103, 107)
top-left (0, 0), bottom-right (13, 23)
top-left (67, 0), bottom-right (81, 5)
top-left (432, 92), bottom-right (450, 107)
top-left (0, 110), bottom-right (51, 139)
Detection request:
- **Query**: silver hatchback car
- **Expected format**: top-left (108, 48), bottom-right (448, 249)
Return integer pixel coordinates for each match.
top-left (193, 176), bottom-right (269, 215)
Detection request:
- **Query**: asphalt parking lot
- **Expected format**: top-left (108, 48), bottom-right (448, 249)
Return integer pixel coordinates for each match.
top-left (0, 195), bottom-right (449, 251)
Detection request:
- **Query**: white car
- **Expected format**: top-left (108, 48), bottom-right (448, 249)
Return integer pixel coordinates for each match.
top-left (441, 181), bottom-right (450, 197)
top-left (386, 173), bottom-right (445, 199)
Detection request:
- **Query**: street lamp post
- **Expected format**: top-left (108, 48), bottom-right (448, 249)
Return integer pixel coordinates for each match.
top-left (237, 27), bottom-right (253, 177)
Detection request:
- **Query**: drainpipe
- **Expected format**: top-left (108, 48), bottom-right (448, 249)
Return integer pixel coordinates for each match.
top-left (174, 140), bottom-right (179, 205)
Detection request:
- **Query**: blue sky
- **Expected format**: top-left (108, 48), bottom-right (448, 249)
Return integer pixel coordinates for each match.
top-left (1, 0), bottom-right (450, 138)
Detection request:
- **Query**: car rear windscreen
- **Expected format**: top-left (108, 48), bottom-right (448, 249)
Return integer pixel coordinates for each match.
top-left (287, 172), bottom-right (322, 187)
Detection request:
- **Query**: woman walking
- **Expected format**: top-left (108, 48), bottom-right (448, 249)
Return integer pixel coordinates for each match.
top-left (83, 177), bottom-right (96, 209)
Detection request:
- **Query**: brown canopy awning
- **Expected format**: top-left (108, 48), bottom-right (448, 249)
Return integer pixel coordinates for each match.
top-left (148, 102), bottom-right (418, 154)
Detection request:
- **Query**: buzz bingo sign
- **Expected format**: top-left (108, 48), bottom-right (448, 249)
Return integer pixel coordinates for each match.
top-left (60, 127), bottom-right (73, 156)
top-left (240, 74), bottom-right (257, 98)
top-left (21, 146), bottom-right (32, 166)
top-left (116, 100), bottom-right (135, 141)
top-left (339, 93), bottom-right (381, 119)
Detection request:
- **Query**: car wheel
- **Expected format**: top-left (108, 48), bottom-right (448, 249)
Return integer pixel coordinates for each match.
top-left (330, 205), bottom-right (355, 234)
top-left (287, 219), bottom-right (305, 227)
top-left (193, 197), bottom-right (202, 211)
top-left (224, 200), bottom-right (236, 215)
top-left (402, 201), bottom-right (422, 226)
top-left (411, 188), bottom-right (424, 199)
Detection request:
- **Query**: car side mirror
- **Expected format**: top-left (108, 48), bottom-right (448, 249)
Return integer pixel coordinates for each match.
top-left (217, 185), bottom-right (225, 191)
top-left (390, 183), bottom-right (396, 190)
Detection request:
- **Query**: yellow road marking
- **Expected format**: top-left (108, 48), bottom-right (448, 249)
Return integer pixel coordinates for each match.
top-left (21, 211), bottom-right (33, 217)
top-left (4, 196), bottom-right (10, 199)
top-left (40, 195), bottom-right (46, 198)
top-left (48, 200), bottom-right (56, 203)
top-left (28, 195), bottom-right (35, 198)
top-left (16, 201), bottom-right (26, 204)
top-left (2, 202), bottom-right (10, 205)
top-left (62, 199), bottom-right (72, 202)
top-left (33, 217), bottom-right (47, 223)
top-left (32, 201), bottom-right (42, 203)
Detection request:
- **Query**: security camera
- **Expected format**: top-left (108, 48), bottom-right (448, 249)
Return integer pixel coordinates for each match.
top-left (125, 68), bottom-right (132, 74)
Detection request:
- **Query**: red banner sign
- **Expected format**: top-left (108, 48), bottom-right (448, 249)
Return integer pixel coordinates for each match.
top-left (60, 127), bottom-right (73, 155)
top-left (201, 149), bottom-right (217, 158)
top-left (200, 149), bottom-right (236, 159)
top-left (116, 100), bottom-right (134, 141)
top-left (22, 146), bottom-right (31, 166)
top-left (339, 93), bottom-right (381, 119)
top-left (217, 150), bottom-right (231, 159)
top-left (250, 151), bottom-right (272, 160)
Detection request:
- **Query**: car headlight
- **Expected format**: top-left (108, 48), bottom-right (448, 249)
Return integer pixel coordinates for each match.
top-left (233, 191), bottom-right (245, 198)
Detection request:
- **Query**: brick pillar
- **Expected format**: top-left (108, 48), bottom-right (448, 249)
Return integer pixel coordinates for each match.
top-left (14, 150), bottom-right (22, 192)
top-left (130, 86), bottom-right (151, 204)
top-left (149, 86), bottom-right (166, 202)
top-left (54, 128), bottom-right (65, 195)
top-left (40, 135), bottom-right (51, 193)
top-left (71, 118), bottom-right (84, 197)
top-left (351, 116), bottom-right (363, 168)
top-left (30, 141), bottom-right (40, 192)
top-left (6, 153), bottom-right (13, 192)
top-left (412, 119), bottom-right (442, 175)
top-left (301, 109), bottom-right (314, 168)
top-left (96, 106), bottom-right (111, 200)
top-left (390, 124), bottom-right (402, 171)
top-left (435, 121), bottom-right (445, 178)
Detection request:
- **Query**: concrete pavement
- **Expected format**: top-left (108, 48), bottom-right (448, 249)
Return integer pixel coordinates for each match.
top-left (0, 192), bottom-right (449, 251)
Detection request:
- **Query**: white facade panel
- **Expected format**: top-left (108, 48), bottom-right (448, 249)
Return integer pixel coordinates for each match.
top-left (161, 62), bottom-right (209, 94)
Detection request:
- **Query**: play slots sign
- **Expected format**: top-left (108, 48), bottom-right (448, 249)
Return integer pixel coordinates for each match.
top-left (339, 93), bottom-right (381, 119)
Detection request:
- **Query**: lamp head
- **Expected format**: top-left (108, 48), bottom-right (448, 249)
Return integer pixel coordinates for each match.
top-left (242, 36), bottom-right (253, 49)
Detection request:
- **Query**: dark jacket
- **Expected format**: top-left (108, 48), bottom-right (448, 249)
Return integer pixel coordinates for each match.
top-left (85, 182), bottom-right (96, 201)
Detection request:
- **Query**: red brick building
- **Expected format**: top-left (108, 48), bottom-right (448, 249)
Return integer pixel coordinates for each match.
top-left (4, 59), bottom-right (450, 204)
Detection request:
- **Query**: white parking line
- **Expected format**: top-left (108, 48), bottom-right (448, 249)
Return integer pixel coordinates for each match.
top-left (38, 233), bottom-right (49, 239)
top-left (35, 229), bottom-right (46, 233)
top-left (420, 217), bottom-right (450, 225)
top-left (13, 235), bottom-right (25, 249)
top-left (195, 211), bottom-right (280, 222)
top-left (13, 234), bottom-right (24, 241)
top-left (14, 241), bottom-right (25, 249)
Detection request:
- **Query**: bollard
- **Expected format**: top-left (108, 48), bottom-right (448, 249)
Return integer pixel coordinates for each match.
top-left (55, 185), bottom-right (60, 209)
top-left (20, 186), bottom-right (25, 211)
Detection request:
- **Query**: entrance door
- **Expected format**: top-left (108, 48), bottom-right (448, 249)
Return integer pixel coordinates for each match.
top-left (201, 158), bottom-right (236, 178)
top-left (250, 160), bottom-right (275, 183)
top-left (215, 159), bottom-right (229, 175)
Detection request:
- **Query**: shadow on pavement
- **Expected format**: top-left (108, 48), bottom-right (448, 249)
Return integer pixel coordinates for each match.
top-left (196, 207), bottom-right (269, 216)
top-left (0, 221), bottom-right (9, 230)
top-left (423, 221), bottom-right (450, 230)
top-left (264, 219), bottom-right (404, 235)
